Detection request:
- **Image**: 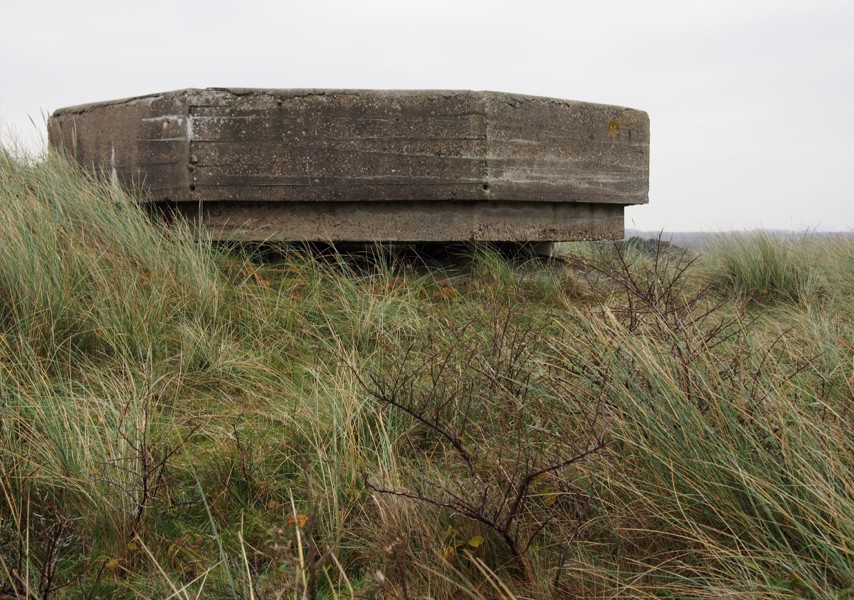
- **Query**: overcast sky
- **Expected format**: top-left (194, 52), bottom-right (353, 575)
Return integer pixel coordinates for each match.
top-left (2, 0), bottom-right (852, 231)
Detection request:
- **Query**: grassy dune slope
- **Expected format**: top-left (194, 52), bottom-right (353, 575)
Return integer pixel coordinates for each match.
top-left (1, 151), bottom-right (852, 599)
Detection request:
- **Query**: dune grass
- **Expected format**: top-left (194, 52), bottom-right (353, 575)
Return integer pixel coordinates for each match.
top-left (0, 150), bottom-right (851, 599)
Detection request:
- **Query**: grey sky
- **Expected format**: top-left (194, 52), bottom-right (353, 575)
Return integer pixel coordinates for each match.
top-left (2, 0), bottom-right (852, 231)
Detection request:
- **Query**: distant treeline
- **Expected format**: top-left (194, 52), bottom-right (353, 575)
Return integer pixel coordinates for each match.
top-left (625, 229), bottom-right (854, 250)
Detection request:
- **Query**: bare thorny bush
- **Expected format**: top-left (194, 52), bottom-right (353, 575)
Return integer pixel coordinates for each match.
top-left (0, 373), bottom-right (200, 598)
top-left (571, 240), bottom-right (716, 331)
top-left (356, 242), bottom-right (769, 596)
top-left (0, 472), bottom-right (83, 599)
top-left (569, 240), bottom-right (756, 410)
top-left (586, 239), bottom-right (827, 412)
top-left (357, 305), bottom-right (608, 591)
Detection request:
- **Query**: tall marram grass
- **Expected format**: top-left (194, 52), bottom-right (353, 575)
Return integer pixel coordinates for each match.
top-left (0, 149), bottom-right (224, 597)
top-left (1, 148), bottom-right (852, 598)
top-left (0, 148), bottom-right (221, 362)
top-left (706, 231), bottom-right (831, 304)
top-left (552, 314), bottom-right (852, 598)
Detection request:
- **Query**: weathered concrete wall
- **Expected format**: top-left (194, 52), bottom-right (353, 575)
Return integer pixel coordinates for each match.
top-left (48, 92), bottom-right (193, 200)
top-left (48, 88), bottom-right (649, 242)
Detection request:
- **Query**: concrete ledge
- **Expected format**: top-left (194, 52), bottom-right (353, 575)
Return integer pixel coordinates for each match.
top-left (157, 200), bottom-right (624, 242)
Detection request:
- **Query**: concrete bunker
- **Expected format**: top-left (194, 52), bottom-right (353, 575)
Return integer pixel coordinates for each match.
top-left (48, 88), bottom-right (649, 244)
